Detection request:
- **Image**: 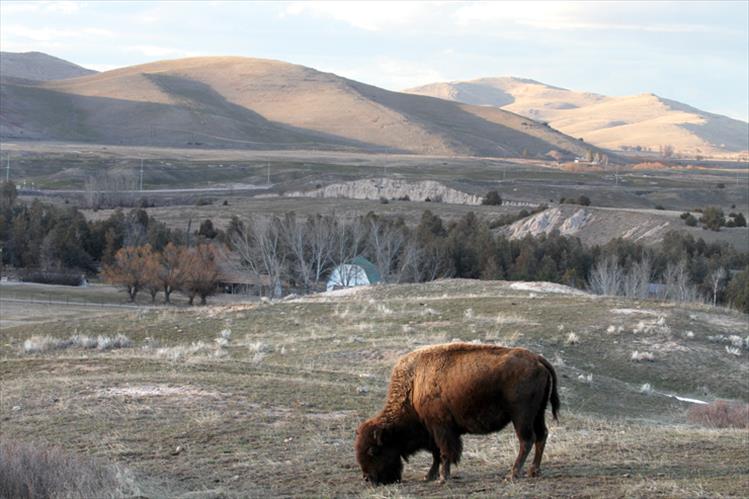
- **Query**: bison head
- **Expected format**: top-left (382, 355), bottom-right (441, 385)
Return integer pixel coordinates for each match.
top-left (355, 419), bottom-right (403, 485)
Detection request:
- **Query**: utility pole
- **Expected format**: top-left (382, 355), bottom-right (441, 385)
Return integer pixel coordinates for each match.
top-left (267, 162), bottom-right (270, 185)
top-left (615, 163), bottom-right (619, 186)
top-left (139, 158), bottom-right (144, 192)
top-left (5, 154), bottom-right (9, 182)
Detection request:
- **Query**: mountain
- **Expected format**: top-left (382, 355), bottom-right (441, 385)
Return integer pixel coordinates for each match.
top-left (406, 77), bottom-right (749, 157)
top-left (0, 51), bottom-right (96, 82)
top-left (0, 55), bottom-right (596, 158)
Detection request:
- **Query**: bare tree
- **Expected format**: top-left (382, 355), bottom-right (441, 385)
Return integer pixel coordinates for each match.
top-left (588, 256), bottom-right (623, 296)
top-left (709, 267), bottom-right (727, 306)
top-left (329, 217), bottom-right (366, 288)
top-left (231, 217), bottom-right (287, 298)
top-left (622, 256), bottom-right (652, 299)
top-left (663, 260), bottom-right (701, 303)
top-left (280, 213), bottom-right (313, 292)
top-left (368, 217), bottom-right (408, 284)
top-left (306, 214), bottom-right (336, 285)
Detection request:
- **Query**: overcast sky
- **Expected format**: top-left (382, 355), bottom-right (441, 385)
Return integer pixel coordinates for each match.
top-left (1, 1), bottom-right (747, 121)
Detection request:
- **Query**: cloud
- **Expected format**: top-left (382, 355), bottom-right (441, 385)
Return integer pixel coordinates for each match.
top-left (0, 1), bottom-right (81, 15)
top-left (1, 24), bottom-right (113, 42)
top-left (123, 45), bottom-right (205, 59)
top-left (283, 1), bottom-right (438, 31)
top-left (330, 56), bottom-right (446, 90)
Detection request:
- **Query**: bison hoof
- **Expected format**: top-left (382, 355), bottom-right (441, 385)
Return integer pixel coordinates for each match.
top-left (528, 467), bottom-right (541, 478)
top-left (424, 472), bottom-right (438, 482)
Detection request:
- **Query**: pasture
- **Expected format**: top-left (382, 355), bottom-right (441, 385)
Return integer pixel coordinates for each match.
top-left (1, 279), bottom-right (747, 497)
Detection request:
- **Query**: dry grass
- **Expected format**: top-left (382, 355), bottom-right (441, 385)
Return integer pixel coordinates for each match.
top-left (0, 439), bottom-right (141, 499)
top-left (1, 279), bottom-right (747, 497)
top-left (688, 400), bottom-right (749, 429)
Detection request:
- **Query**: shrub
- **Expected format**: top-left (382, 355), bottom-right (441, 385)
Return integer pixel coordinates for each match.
top-left (687, 400), bottom-right (749, 429)
top-left (482, 190), bottom-right (502, 206)
top-left (699, 206), bottom-right (725, 231)
top-left (22, 334), bottom-right (132, 354)
top-left (0, 439), bottom-right (139, 499)
top-left (379, 196), bottom-right (389, 204)
top-left (19, 270), bottom-right (83, 286)
top-left (683, 213), bottom-right (698, 226)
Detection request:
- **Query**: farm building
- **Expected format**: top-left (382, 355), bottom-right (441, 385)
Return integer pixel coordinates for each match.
top-left (326, 256), bottom-right (381, 292)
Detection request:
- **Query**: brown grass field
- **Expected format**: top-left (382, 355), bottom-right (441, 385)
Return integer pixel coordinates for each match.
top-left (1, 279), bottom-right (747, 497)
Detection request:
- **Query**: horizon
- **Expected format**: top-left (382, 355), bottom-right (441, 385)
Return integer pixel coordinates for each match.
top-left (0, 1), bottom-right (747, 122)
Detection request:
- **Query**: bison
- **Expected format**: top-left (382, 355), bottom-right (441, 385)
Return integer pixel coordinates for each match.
top-left (355, 343), bottom-right (559, 485)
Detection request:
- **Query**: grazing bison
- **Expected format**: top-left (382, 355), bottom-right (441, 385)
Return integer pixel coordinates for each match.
top-left (355, 343), bottom-right (559, 485)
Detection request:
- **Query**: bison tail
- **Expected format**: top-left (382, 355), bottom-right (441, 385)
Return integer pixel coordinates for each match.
top-left (539, 356), bottom-right (560, 421)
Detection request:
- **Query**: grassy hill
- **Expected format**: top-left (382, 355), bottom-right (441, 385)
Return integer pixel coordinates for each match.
top-left (406, 77), bottom-right (749, 158)
top-left (1, 279), bottom-right (746, 497)
top-left (1, 56), bottom-right (597, 158)
top-left (0, 51), bottom-right (96, 82)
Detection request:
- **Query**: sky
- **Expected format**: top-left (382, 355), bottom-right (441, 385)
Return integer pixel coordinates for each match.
top-left (1, 1), bottom-right (748, 121)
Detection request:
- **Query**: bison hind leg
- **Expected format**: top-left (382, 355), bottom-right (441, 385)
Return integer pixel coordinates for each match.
top-left (508, 419), bottom-right (535, 480)
top-left (528, 405), bottom-right (549, 478)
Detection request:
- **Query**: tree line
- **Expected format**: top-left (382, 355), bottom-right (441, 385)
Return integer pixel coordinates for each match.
top-left (1, 181), bottom-right (748, 311)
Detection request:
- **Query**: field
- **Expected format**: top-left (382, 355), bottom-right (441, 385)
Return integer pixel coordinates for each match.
top-left (1, 279), bottom-right (747, 497)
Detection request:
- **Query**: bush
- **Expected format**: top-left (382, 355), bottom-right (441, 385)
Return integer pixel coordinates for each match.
top-left (22, 334), bottom-right (132, 354)
top-left (379, 196), bottom-right (389, 204)
top-left (19, 270), bottom-right (84, 286)
top-left (682, 213), bottom-right (698, 227)
top-left (0, 439), bottom-right (139, 499)
top-left (687, 400), bottom-right (749, 429)
top-left (482, 190), bottom-right (502, 206)
top-left (699, 206), bottom-right (725, 231)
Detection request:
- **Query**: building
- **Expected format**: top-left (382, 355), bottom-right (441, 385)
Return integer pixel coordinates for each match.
top-left (326, 256), bottom-right (381, 292)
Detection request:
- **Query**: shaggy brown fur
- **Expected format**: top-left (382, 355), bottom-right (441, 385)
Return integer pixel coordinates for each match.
top-left (355, 343), bottom-right (559, 485)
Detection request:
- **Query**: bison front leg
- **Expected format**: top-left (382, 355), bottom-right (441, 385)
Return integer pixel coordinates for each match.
top-left (431, 426), bottom-right (462, 484)
top-left (424, 448), bottom-right (440, 481)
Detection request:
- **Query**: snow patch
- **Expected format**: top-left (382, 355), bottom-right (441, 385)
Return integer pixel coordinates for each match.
top-left (509, 281), bottom-right (587, 295)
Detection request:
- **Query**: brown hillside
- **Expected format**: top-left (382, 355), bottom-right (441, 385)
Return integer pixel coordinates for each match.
top-left (407, 78), bottom-right (749, 157)
top-left (1, 56), bottom-right (594, 158)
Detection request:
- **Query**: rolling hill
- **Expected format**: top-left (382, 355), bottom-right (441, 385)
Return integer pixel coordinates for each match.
top-left (0, 51), bottom-right (96, 82)
top-left (0, 55), bottom-right (597, 158)
top-left (406, 77), bottom-right (749, 158)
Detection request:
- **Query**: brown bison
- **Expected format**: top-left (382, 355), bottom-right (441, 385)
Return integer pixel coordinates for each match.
top-left (355, 343), bottom-right (559, 485)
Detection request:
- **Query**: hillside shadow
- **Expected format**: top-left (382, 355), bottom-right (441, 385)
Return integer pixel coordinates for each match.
top-left (1, 78), bottom-right (402, 153)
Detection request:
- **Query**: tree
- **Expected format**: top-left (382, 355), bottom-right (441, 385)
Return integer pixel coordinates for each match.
top-left (198, 219), bottom-right (218, 240)
top-left (181, 243), bottom-right (223, 305)
top-left (588, 256), bottom-right (622, 296)
top-left (725, 266), bottom-right (749, 313)
top-left (102, 245), bottom-right (153, 302)
top-left (700, 207), bottom-right (725, 231)
top-left (158, 242), bottom-right (185, 304)
top-left (482, 190), bottom-right (502, 206)
top-left (731, 213), bottom-right (747, 227)
top-left (660, 144), bottom-right (674, 158)
top-left (0, 181), bottom-right (17, 215)
top-left (622, 256), bottom-right (652, 299)
top-left (142, 251), bottom-right (162, 303)
top-left (231, 217), bottom-right (287, 298)
top-left (708, 267), bottom-right (727, 307)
